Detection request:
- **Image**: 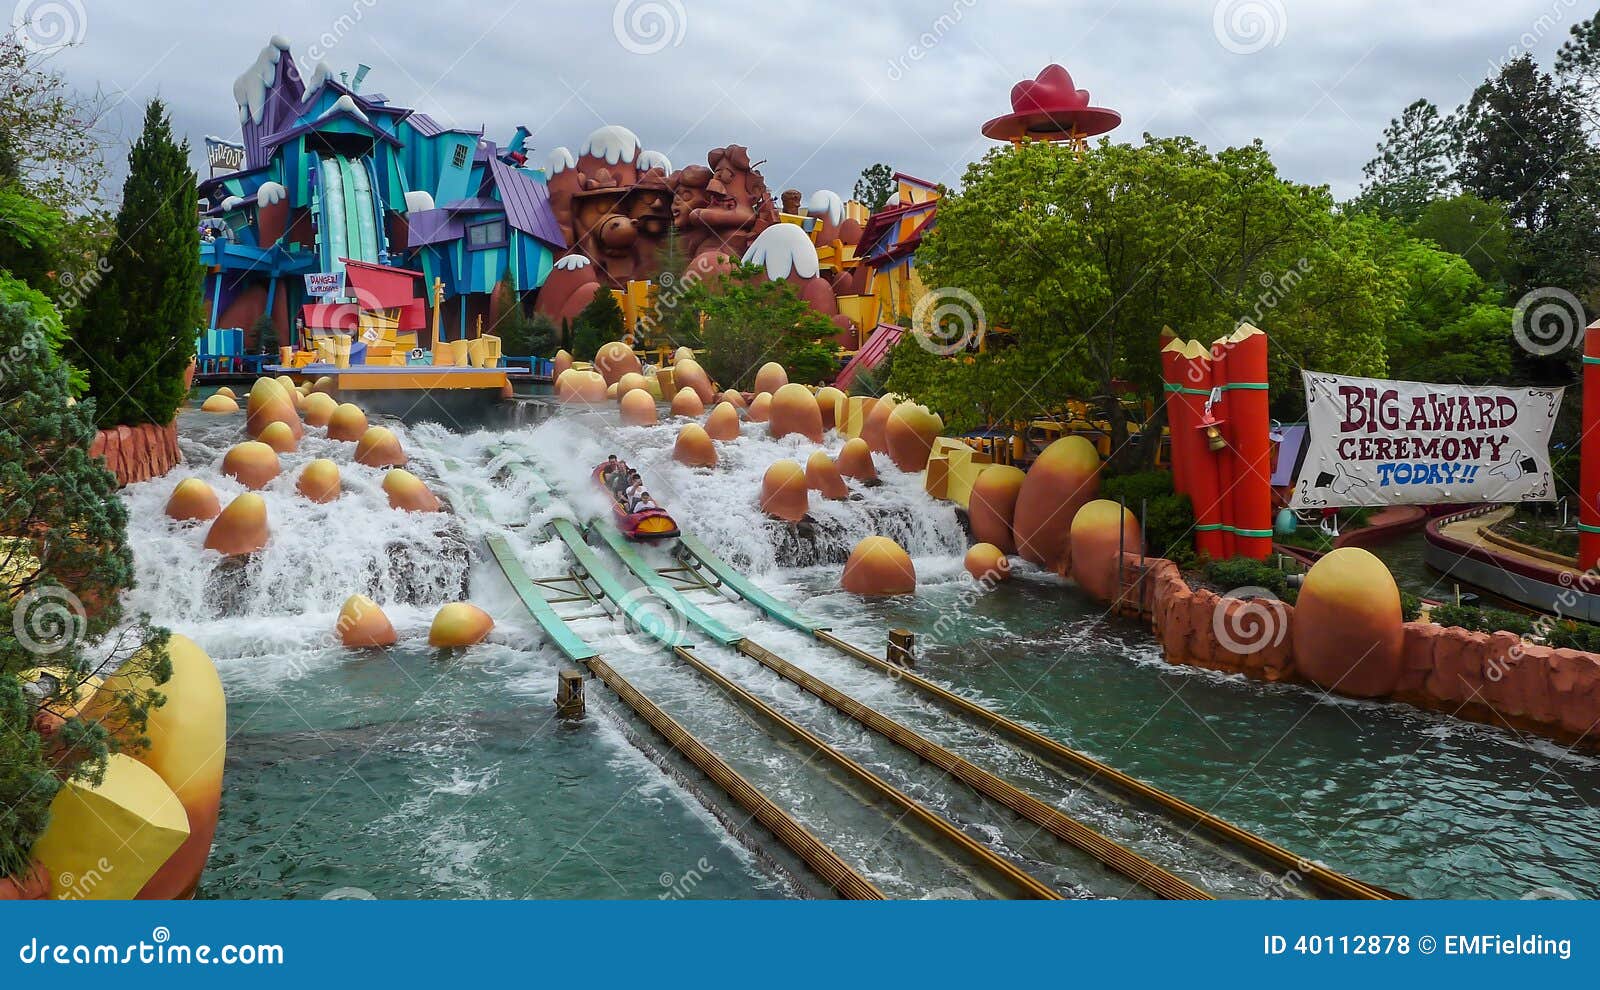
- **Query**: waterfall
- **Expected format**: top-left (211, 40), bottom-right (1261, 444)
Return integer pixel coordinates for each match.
top-left (121, 411), bottom-right (472, 632)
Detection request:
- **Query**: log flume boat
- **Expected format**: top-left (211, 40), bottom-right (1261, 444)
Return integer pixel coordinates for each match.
top-left (593, 464), bottom-right (680, 541)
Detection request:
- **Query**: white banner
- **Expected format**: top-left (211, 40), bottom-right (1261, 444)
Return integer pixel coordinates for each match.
top-left (1291, 372), bottom-right (1563, 509)
top-left (304, 272), bottom-right (345, 298)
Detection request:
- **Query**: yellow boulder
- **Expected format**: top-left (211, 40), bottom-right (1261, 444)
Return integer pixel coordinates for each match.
top-left (29, 754), bottom-right (190, 900)
top-left (429, 603), bottom-right (495, 647)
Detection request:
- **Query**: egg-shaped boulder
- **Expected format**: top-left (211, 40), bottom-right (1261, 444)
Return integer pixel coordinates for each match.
top-left (815, 386), bottom-right (845, 431)
top-left (296, 458), bottom-right (342, 503)
top-left (805, 451), bottom-right (849, 500)
top-left (1069, 499), bottom-right (1141, 603)
top-left (309, 376), bottom-right (336, 396)
top-left (594, 341), bottom-right (642, 385)
top-left (245, 378), bottom-right (303, 440)
top-left (77, 634), bottom-right (225, 899)
top-left (338, 594), bottom-right (396, 648)
top-left (719, 389), bottom-right (746, 409)
top-left (964, 543), bottom-right (1011, 583)
top-left (861, 396), bottom-right (898, 453)
top-left (1292, 548), bottom-right (1404, 698)
top-left (221, 441), bottom-right (280, 490)
top-left (836, 437), bottom-right (878, 481)
top-left (200, 393), bottom-right (237, 413)
top-left (747, 392), bottom-right (773, 423)
top-left (673, 346), bottom-right (695, 364)
top-left (769, 383), bottom-right (824, 442)
top-left (326, 402), bottom-right (368, 442)
top-left (759, 460), bottom-right (809, 522)
top-left (552, 349), bottom-right (573, 381)
top-left (673, 358), bottom-right (717, 404)
top-left (753, 362), bottom-right (788, 396)
top-left (258, 419), bottom-right (298, 454)
top-left (1013, 436), bottom-right (1101, 573)
top-left (302, 391), bottom-right (338, 427)
top-left (674, 424), bottom-right (718, 467)
top-left (164, 478), bottom-right (221, 522)
top-left (606, 382), bottom-right (620, 399)
top-left (616, 371), bottom-right (649, 397)
top-left (670, 387), bottom-right (706, 417)
top-left (274, 374), bottom-right (298, 396)
top-left (555, 368), bottom-right (608, 405)
top-left (841, 537), bottom-right (915, 596)
top-left (968, 465), bottom-right (1027, 553)
top-left (203, 493), bottom-right (269, 555)
top-left (429, 603), bottom-right (495, 647)
top-left (215, 386), bottom-right (236, 399)
top-left (355, 426), bottom-right (408, 467)
top-left (885, 402), bottom-right (943, 472)
top-left (705, 401), bottom-right (742, 441)
top-left (619, 389), bottom-right (658, 426)
top-left (383, 469), bottom-right (441, 512)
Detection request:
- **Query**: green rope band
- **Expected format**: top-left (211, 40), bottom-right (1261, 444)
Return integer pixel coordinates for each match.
top-left (1220, 382), bottom-right (1268, 390)
top-left (1162, 384), bottom-right (1210, 395)
top-left (1194, 524), bottom-right (1274, 537)
top-left (1584, 356), bottom-right (1600, 365)
top-left (1579, 523), bottom-right (1600, 534)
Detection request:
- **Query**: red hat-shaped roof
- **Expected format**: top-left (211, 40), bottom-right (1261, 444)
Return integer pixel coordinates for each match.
top-left (981, 64), bottom-right (1121, 143)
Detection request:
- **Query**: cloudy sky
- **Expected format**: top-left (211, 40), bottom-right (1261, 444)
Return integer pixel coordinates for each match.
top-left (23, 0), bottom-right (1594, 201)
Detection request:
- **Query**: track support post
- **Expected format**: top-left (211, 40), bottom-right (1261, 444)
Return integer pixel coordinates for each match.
top-left (887, 629), bottom-right (916, 668)
top-left (556, 669), bottom-right (586, 719)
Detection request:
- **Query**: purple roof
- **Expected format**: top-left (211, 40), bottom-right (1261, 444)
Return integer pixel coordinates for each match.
top-left (440, 196), bottom-right (503, 212)
top-left (404, 209), bottom-right (464, 247)
top-left (408, 112), bottom-right (444, 136)
top-left (487, 153), bottom-right (565, 249)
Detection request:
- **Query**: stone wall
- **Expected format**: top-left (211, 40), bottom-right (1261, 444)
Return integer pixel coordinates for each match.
top-left (89, 421), bottom-right (181, 487)
top-left (1124, 553), bottom-right (1600, 747)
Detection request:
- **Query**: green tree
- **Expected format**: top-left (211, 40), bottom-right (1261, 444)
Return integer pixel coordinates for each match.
top-left (70, 99), bottom-right (201, 429)
top-left (489, 276), bottom-right (555, 356)
top-left (853, 163), bottom-right (895, 211)
top-left (1351, 99), bottom-right (1453, 222)
top-left (1453, 55), bottom-right (1585, 234)
top-left (1355, 218), bottom-right (1515, 384)
top-left (0, 297), bottom-right (170, 878)
top-left (900, 137), bottom-right (1398, 467)
top-left (679, 265), bottom-right (840, 389)
top-left (569, 287), bottom-right (624, 361)
top-left (1409, 192), bottom-right (1519, 290)
top-left (0, 31), bottom-right (112, 214)
top-left (1556, 9), bottom-right (1600, 134)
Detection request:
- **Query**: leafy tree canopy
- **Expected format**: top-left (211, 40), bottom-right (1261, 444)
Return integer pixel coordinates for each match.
top-left (1351, 99), bottom-right (1454, 222)
top-left (677, 264), bottom-right (840, 390)
top-left (1408, 192), bottom-right (1520, 290)
top-left (853, 163), bottom-right (895, 211)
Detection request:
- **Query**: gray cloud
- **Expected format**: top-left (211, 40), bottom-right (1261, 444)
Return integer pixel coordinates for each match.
top-left (39, 0), bottom-right (1591, 201)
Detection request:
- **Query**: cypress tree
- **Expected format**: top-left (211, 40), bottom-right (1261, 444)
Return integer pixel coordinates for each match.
top-left (71, 99), bottom-right (200, 428)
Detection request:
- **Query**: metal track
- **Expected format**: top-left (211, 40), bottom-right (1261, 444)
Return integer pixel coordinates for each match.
top-left (812, 631), bottom-right (1393, 900)
top-left (734, 639), bottom-right (1208, 899)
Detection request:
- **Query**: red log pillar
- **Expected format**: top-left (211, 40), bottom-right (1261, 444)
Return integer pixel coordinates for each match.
top-left (1173, 339), bottom-right (1228, 560)
top-left (1224, 324), bottom-right (1273, 560)
top-left (1581, 323), bottom-right (1600, 569)
top-left (1209, 336), bottom-right (1238, 560)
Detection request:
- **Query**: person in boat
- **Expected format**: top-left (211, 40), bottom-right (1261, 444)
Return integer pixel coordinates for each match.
top-left (623, 475), bottom-right (646, 509)
top-left (631, 491), bottom-right (660, 513)
top-left (603, 456), bottom-right (628, 495)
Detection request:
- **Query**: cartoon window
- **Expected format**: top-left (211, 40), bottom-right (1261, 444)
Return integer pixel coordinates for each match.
top-left (450, 144), bottom-right (469, 169)
top-left (467, 219), bottom-right (507, 249)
